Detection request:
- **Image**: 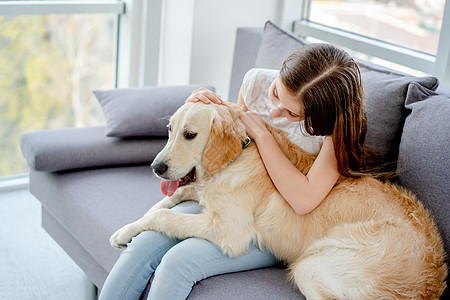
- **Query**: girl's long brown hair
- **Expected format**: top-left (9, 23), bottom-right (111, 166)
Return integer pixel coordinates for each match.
top-left (280, 43), bottom-right (368, 178)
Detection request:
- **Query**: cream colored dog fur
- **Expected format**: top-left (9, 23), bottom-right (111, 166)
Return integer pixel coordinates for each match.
top-left (110, 102), bottom-right (447, 299)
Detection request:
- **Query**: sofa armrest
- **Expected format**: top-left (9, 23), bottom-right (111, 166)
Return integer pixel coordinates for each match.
top-left (20, 126), bottom-right (166, 172)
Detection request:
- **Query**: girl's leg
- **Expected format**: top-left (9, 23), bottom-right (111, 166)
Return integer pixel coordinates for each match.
top-left (98, 201), bottom-right (202, 300)
top-left (148, 238), bottom-right (277, 300)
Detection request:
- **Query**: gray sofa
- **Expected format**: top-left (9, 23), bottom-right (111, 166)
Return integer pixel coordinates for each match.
top-left (21, 21), bottom-right (449, 299)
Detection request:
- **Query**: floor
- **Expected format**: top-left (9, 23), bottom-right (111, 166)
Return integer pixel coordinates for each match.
top-left (0, 188), bottom-right (89, 300)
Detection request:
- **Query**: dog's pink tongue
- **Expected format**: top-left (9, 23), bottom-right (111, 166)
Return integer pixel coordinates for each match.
top-left (161, 179), bottom-right (179, 197)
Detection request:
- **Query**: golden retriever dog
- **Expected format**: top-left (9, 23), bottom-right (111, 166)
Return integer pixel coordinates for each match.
top-left (110, 102), bottom-right (447, 299)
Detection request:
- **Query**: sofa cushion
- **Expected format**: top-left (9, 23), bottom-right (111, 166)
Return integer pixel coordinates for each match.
top-left (251, 20), bottom-right (438, 163)
top-left (188, 266), bottom-right (303, 299)
top-left (94, 85), bottom-right (214, 138)
top-left (31, 166), bottom-right (305, 299)
top-left (30, 166), bottom-right (161, 288)
top-left (398, 82), bottom-right (450, 265)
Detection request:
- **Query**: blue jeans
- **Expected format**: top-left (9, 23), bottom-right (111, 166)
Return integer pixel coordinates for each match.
top-left (98, 201), bottom-right (277, 300)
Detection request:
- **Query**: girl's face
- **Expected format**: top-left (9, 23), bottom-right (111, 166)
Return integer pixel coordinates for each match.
top-left (268, 76), bottom-right (304, 122)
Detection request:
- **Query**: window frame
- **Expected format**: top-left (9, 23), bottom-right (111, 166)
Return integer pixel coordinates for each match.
top-left (0, 0), bottom-right (164, 188)
top-left (292, 0), bottom-right (450, 85)
top-left (0, 1), bottom-right (125, 15)
top-left (0, 0), bottom-right (126, 89)
top-left (0, 0), bottom-right (164, 88)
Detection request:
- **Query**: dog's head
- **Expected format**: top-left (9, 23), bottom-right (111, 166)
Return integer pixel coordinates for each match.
top-left (151, 102), bottom-right (248, 196)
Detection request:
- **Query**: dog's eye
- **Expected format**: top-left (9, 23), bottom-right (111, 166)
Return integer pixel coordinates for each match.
top-left (167, 125), bottom-right (172, 132)
top-left (184, 131), bottom-right (197, 140)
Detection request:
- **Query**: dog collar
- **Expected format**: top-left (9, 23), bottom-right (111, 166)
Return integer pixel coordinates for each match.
top-left (242, 135), bottom-right (253, 149)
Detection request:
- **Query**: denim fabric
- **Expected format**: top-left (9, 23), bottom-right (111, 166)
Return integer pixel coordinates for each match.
top-left (98, 201), bottom-right (277, 300)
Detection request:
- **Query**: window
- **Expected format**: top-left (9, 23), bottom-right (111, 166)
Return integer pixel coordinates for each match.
top-left (294, 0), bottom-right (450, 84)
top-left (0, 1), bottom-right (124, 179)
top-left (309, 0), bottom-right (444, 55)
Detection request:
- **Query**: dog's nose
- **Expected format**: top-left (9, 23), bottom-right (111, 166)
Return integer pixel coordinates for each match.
top-left (151, 161), bottom-right (168, 176)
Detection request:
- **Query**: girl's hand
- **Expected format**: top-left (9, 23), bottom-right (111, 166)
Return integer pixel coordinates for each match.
top-left (186, 88), bottom-right (224, 105)
top-left (239, 111), bottom-right (269, 141)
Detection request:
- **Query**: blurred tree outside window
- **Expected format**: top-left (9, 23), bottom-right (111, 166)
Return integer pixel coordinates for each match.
top-left (0, 14), bottom-right (115, 178)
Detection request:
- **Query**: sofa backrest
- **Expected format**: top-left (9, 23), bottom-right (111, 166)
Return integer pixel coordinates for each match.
top-left (228, 27), bottom-right (263, 102)
top-left (230, 21), bottom-right (450, 295)
top-left (229, 21), bottom-right (442, 164)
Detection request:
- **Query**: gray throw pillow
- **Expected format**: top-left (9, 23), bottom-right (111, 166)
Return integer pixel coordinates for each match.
top-left (94, 85), bottom-right (214, 137)
top-left (252, 20), bottom-right (438, 163)
top-left (398, 83), bottom-right (450, 265)
top-left (357, 63), bottom-right (438, 162)
top-left (254, 21), bottom-right (308, 70)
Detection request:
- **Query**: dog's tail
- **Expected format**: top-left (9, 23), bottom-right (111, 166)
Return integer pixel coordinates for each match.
top-left (289, 219), bottom-right (447, 299)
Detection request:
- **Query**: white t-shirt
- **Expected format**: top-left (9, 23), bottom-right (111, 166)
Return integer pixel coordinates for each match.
top-left (241, 68), bottom-right (324, 154)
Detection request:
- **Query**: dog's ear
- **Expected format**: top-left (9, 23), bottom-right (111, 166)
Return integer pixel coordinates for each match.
top-left (202, 118), bottom-right (243, 174)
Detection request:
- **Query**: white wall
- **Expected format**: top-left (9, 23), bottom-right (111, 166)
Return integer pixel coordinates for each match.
top-left (160, 0), bottom-right (285, 99)
top-left (189, 0), bottom-right (282, 99)
top-left (159, 0), bottom-right (195, 86)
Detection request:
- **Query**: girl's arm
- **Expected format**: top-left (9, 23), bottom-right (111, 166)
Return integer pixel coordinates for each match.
top-left (240, 112), bottom-right (340, 215)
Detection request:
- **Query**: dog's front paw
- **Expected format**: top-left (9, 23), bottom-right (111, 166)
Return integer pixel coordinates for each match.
top-left (221, 243), bottom-right (247, 258)
top-left (110, 223), bottom-right (139, 249)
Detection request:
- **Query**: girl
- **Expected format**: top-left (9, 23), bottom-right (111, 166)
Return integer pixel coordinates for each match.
top-left (99, 42), bottom-right (368, 299)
